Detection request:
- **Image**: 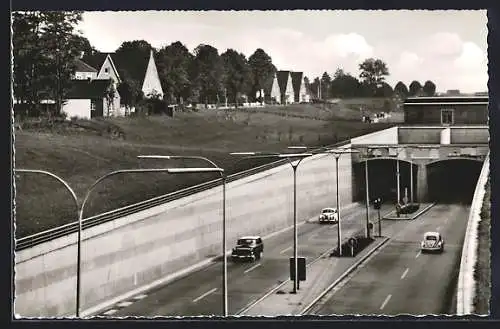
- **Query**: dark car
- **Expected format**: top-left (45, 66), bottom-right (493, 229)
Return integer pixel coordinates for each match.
top-left (231, 236), bottom-right (264, 262)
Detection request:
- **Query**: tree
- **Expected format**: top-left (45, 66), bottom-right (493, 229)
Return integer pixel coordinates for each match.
top-left (358, 58), bottom-right (390, 96)
top-left (115, 40), bottom-right (154, 85)
top-left (12, 12), bottom-right (46, 116)
top-left (38, 11), bottom-right (84, 116)
top-left (409, 80), bottom-right (423, 96)
top-left (330, 72), bottom-right (362, 98)
top-left (310, 77), bottom-right (320, 99)
top-left (320, 72), bottom-right (331, 100)
top-left (375, 82), bottom-right (394, 97)
top-left (394, 81), bottom-right (409, 98)
top-left (71, 34), bottom-right (98, 59)
top-left (117, 77), bottom-right (143, 112)
top-left (221, 49), bottom-right (250, 108)
top-left (156, 41), bottom-right (193, 104)
top-left (191, 44), bottom-right (224, 107)
top-left (248, 48), bottom-right (275, 103)
top-left (423, 80), bottom-right (437, 96)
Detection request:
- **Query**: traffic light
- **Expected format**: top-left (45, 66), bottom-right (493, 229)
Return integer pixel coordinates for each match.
top-left (374, 198), bottom-right (382, 210)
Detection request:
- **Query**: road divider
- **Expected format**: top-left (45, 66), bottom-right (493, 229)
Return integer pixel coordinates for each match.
top-left (300, 237), bottom-right (390, 315)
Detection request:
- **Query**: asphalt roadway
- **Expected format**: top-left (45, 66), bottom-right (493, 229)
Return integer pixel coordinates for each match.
top-left (100, 203), bottom-right (395, 317)
top-left (307, 203), bottom-right (469, 316)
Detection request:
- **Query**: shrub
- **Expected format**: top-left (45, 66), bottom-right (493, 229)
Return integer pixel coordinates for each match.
top-left (399, 203), bottom-right (420, 214)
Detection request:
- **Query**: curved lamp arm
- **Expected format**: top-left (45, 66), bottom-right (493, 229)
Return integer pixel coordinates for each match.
top-left (14, 169), bottom-right (78, 210)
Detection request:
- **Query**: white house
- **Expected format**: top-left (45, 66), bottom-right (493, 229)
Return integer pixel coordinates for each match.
top-left (277, 71), bottom-right (295, 105)
top-left (269, 73), bottom-right (281, 104)
top-left (62, 79), bottom-right (114, 119)
top-left (73, 59), bottom-right (98, 80)
top-left (141, 49), bottom-right (164, 99)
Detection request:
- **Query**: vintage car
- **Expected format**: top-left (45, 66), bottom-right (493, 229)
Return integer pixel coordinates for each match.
top-left (420, 231), bottom-right (445, 253)
top-left (318, 207), bottom-right (339, 224)
top-left (231, 236), bottom-right (264, 262)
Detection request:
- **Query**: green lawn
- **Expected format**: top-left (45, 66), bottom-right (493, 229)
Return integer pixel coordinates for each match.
top-left (14, 104), bottom-right (396, 239)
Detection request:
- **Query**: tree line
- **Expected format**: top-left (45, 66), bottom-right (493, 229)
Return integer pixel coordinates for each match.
top-left (12, 11), bottom-right (438, 117)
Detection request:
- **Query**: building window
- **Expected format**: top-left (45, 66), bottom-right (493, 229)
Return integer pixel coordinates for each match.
top-left (441, 109), bottom-right (454, 125)
top-left (104, 68), bottom-right (109, 73)
top-left (90, 100), bottom-right (96, 111)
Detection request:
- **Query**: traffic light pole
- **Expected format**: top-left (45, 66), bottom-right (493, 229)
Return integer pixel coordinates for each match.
top-left (378, 207), bottom-right (381, 237)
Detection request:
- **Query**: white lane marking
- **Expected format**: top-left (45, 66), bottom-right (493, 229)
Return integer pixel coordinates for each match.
top-left (415, 251), bottom-right (421, 258)
top-left (193, 288), bottom-right (217, 303)
top-left (116, 301), bottom-right (134, 308)
top-left (400, 268), bottom-right (409, 280)
top-left (244, 263), bottom-right (261, 274)
top-left (380, 294), bottom-right (392, 310)
top-left (133, 294), bottom-right (148, 300)
top-left (103, 309), bottom-right (118, 316)
top-left (280, 246), bottom-right (292, 254)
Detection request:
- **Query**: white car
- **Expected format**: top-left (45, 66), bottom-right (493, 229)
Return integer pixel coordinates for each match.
top-left (420, 231), bottom-right (445, 253)
top-left (318, 207), bottom-right (339, 224)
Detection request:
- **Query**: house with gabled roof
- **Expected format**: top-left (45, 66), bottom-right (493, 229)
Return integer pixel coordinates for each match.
top-left (62, 79), bottom-right (115, 119)
top-left (264, 72), bottom-right (281, 104)
top-left (73, 59), bottom-right (98, 80)
top-left (82, 49), bottom-right (163, 100)
top-left (277, 70), bottom-right (295, 105)
top-left (290, 72), bottom-right (310, 103)
top-left (71, 54), bottom-right (122, 117)
top-left (141, 50), bottom-right (164, 99)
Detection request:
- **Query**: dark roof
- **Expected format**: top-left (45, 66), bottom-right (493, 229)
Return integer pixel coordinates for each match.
top-left (67, 79), bottom-right (112, 99)
top-left (80, 51), bottom-right (150, 86)
top-left (80, 52), bottom-right (109, 73)
top-left (276, 71), bottom-right (291, 92)
top-left (404, 96), bottom-right (488, 105)
top-left (74, 59), bottom-right (98, 72)
top-left (290, 72), bottom-right (303, 95)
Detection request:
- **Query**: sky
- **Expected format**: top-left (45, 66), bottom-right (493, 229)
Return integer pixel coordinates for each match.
top-left (78, 10), bottom-right (488, 93)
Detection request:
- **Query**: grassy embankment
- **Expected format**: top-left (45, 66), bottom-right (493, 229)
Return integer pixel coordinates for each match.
top-left (472, 177), bottom-right (491, 314)
top-left (14, 101), bottom-right (401, 239)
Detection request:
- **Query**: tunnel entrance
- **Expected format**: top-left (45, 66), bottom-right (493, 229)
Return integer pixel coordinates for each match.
top-left (353, 159), bottom-right (417, 205)
top-left (427, 159), bottom-right (483, 203)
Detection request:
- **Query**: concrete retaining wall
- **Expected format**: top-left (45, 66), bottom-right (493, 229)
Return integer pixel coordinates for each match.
top-left (398, 127), bottom-right (442, 144)
top-left (450, 126), bottom-right (489, 144)
top-left (350, 126), bottom-right (398, 145)
top-left (14, 145), bottom-right (354, 317)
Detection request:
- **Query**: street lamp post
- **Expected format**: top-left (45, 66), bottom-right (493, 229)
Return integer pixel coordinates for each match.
top-left (79, 167), bottom-right (223, 317)
top-left (323, 149), bottom-right (359, 256)
top-left (14, 169), bottom-right (80, 317)
top-left (230, 151), bottom-right (312, 294)
top-left (364, 153), bottom-right (370, 238)
top-left (136, 155), bottom-right (229, 315)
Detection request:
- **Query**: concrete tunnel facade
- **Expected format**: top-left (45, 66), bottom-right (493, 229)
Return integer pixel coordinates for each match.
top-left (352, 158), bottom-right (484, 204)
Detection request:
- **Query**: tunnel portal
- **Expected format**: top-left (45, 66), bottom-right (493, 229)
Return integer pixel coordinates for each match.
top-left (427, 159), bottom-right (483, 203)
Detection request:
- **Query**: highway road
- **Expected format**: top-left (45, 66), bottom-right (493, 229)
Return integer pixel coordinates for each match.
top-left (100, 203), bottom-right (396, 317)
top-left (307, 203), bottom-right (469, 316)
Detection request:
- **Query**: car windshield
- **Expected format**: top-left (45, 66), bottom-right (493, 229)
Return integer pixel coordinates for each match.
top-left (237, 239), bottom-right (255, 245)
top-left (322, 209), bottom-right (335, 213)
top-left (426, 235), bottom-right (438, 241)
